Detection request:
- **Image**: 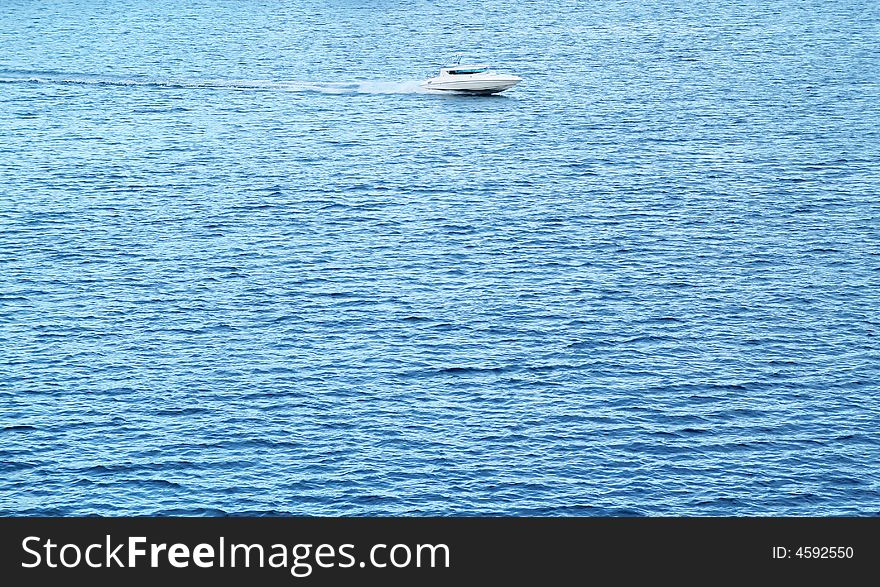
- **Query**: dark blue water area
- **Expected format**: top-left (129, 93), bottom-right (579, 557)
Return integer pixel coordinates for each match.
top-left (1, 0), bottom-right (879, 515)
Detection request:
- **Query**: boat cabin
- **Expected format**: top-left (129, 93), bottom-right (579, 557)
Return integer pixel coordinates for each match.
top-left (440, 64), bottom-right (490, 76)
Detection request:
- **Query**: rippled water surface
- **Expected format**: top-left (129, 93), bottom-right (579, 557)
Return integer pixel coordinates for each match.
top-left (2, 0), bottom-right (879, 515)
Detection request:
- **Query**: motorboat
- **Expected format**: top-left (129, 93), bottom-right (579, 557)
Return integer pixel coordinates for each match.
top-left (422, 55), bottom-right (521, 95)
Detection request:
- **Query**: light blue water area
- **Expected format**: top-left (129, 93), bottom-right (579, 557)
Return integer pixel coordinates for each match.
top-left (1, 0), bottom-right (879, 515)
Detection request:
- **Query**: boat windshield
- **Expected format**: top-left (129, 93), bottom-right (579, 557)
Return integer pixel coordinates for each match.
top-left (448, 67), bottom-right (488, 74)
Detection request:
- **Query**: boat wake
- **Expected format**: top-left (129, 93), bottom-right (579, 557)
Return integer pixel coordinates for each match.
top-left (0, 69), bottom-right (428, 95)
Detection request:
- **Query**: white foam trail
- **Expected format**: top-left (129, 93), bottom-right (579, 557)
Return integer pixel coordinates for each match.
top-left (0, 72), bottom-right (430, 95)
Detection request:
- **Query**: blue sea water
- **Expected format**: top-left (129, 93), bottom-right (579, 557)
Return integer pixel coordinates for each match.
top-left (1, 0), bottom-right (879, 516)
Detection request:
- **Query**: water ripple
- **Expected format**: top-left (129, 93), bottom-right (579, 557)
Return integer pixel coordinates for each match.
top-left (1, 0), bottom-right (879, 516)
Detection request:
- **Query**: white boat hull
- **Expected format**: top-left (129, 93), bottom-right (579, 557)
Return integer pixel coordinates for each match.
top-left (422, 74), bottom-right (522, 95)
